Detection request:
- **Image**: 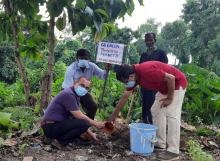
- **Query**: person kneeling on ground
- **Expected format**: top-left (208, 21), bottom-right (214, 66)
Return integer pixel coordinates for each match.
top-left (109, 61), bottom-right (187, 161)
top-left (41, 77), bottom-right (105, 150)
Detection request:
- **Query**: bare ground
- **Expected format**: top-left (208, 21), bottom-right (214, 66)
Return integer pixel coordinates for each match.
top-left (0, 122), bottom-right (219, 161)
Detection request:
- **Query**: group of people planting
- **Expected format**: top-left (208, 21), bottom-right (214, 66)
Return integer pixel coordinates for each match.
top-left (41, 33), bottom-right (187, 160)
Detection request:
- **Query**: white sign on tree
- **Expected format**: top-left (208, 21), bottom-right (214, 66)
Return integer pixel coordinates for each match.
top-left (96, 42), bottom-right (125, 65)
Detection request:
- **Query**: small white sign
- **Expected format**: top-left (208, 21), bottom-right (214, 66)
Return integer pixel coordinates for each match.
top-left (96, 42), bottom-right (125, 65)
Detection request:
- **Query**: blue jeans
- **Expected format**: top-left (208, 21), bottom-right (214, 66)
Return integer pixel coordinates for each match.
top-left (140, 88), bottom-right (156, 124)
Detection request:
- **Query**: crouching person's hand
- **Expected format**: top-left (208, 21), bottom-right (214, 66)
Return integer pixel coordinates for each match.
top-left (93, 121), bottom-right (105, 129)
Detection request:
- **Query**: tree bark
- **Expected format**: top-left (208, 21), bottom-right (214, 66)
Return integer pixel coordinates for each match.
top-left (40, 17), bottom-right (55, 112)
top-left (4, 0), bottom-right (31, 106)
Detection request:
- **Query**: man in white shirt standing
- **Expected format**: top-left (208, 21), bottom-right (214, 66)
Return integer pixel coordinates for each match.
top-left (62, 48), bottom-right (109, 119)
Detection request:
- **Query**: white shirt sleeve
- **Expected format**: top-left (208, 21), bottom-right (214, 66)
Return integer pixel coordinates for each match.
top-left (92, 63), bottom-right (107, 80)
top-left (62, 66), bottom-right (74, 89)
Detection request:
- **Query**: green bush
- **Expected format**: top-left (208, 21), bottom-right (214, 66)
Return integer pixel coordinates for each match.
top-left (53, 61), bottom-right (66, 81)
top-left (52, 77), bottom-right (64, 96)
top-left (55, 40), bottom-right (82, 65)
top-left (0, 81), bottom-right (25, 108)
top-left (7, 80), bottom-right (26, 105)
top-left (0, 106), bottom-right (39, 139)
top-left (91, 72), bottom-right (125, 109)
top-left (96, 108), bottom-right (114, 121)
top-left (196, 127), bottom-right (215, 137)
top-left (2, 106), bottom-right (40, 131)
top-left (0, 43), bottom-right (18, 83)
top-left (0, 82), bottom-right (13, 108)
top-left (187, 140), bottom-right (214, 161)
top-left (181, 64), bottom-right (220, 125)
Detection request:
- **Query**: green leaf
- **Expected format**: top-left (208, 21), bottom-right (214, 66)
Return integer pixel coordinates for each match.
top-left (56, 13), bottom-right (66, 31)
top-left (18, 32), bottom-right (26, 43)
top-left (138, 0), bottom-right (144, 6)
top-left (75, 0), bottom-right (86, 9)
top-left (93, 13), bottom-right (103, 32)
top-left (125, 0), bottom-right (135, 16)
top-left (94, 25), bottom-right (108, 42)
top-left (95, 9), bottom-right (109, 18)
top-left (47, 0), bottom-right (65, 17)
top-left (211, 94), bottom-right (220, 101)
top-left (213, 100), bottom-right (220, 111)
top-left (0, 112), bottom-right (18, 128)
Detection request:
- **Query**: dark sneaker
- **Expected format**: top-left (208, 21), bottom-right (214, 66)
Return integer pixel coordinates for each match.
top-left (51, 140), bottom-right (72, 151)
top-left (154, 146), bottom-right (166, 152)
top-left (158, 151), bottom-right (179, 161)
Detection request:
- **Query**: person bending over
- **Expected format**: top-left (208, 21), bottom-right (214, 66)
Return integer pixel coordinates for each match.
top-left (109, 61), bottom-right (187, 160)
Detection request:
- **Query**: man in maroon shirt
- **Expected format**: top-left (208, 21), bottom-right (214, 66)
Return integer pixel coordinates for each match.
top-left (109, 61), bottom-right (187, 160)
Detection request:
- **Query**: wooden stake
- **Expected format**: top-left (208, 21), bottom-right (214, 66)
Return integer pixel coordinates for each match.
top-left (126, 93), bottom-right (135, 124)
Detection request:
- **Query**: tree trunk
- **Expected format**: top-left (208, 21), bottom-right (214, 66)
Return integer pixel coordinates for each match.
top-left (40, 17), bottom-right (55, 113)
top-left (4, 0), bottom-right (31, 106)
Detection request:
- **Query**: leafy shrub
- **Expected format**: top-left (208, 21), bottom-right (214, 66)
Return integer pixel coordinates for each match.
top-left (0, 112), bottom-right (19, 129)
top-left (0, 81), bottom-right (25, 108)
top-left (0, 43), bottom-right (18, 83)
top-left (26, 60), bottom-right (47, 92)
top-left (2, 106), bottom-right (40, 131)
top-left (27, 68), bottom-right (43, 92)
top-left (181, 64), bottom-right (220, 125)
top-left (91, 72), bottom-right (125, 109)
top-left (7, 80), bottom-right (26, 105)
top-left (96, 108), bottom-right (114, 121)
top-left (0, 106), bottom-right (39, 139)
top-left (52, 77), bottom-right (64, 96)
top-left (0, 82), bottom-right (13, 108)
top-left (51, 61), bottom-right (66, 95)
top-left (196, 127), bottom-right (215, 137)
top-left (55, 40), bottom-right (82, 65)
top-left (53, 61), bottom-right (66, 81)
top-left (187, 140), bottom-right (214, 161)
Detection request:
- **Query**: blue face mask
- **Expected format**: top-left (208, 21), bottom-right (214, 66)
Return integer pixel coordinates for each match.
top-left (78, 59), bottom-right (89, 68)
top-left (75, 85), bottom-right (88, 96)
top-left (125, 81), bottom-right (135, 88)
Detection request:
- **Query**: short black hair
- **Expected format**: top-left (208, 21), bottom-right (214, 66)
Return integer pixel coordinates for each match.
top-left (76, 49), bottom-right (90, 58)
top-left (115, 64), bottom-right (134, 82)
top-left (145, 32), bottom-right (156, 41)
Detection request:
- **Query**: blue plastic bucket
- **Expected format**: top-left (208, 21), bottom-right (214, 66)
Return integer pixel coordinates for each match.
top-left (129, 123), bottom-right (158, 155)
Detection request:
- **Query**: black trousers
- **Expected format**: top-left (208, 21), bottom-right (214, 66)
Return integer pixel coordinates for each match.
top-left (140, 88), bottom-right (156, 124)
top-left (42, 119), bottom-right (90, 146)
top-left (80, 92), bottom-right (98, 119)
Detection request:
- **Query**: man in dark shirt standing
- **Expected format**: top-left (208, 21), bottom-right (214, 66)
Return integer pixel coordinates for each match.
top-left (139, 32), bottom-right (168, 124)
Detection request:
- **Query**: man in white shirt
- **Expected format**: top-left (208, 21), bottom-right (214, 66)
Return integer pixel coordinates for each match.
top-left (62, 49), bottom-right (109, 119)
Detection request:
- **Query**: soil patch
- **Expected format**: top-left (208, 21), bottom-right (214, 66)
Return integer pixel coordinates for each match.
top-left (0, 122), bottom-right (219, 161)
